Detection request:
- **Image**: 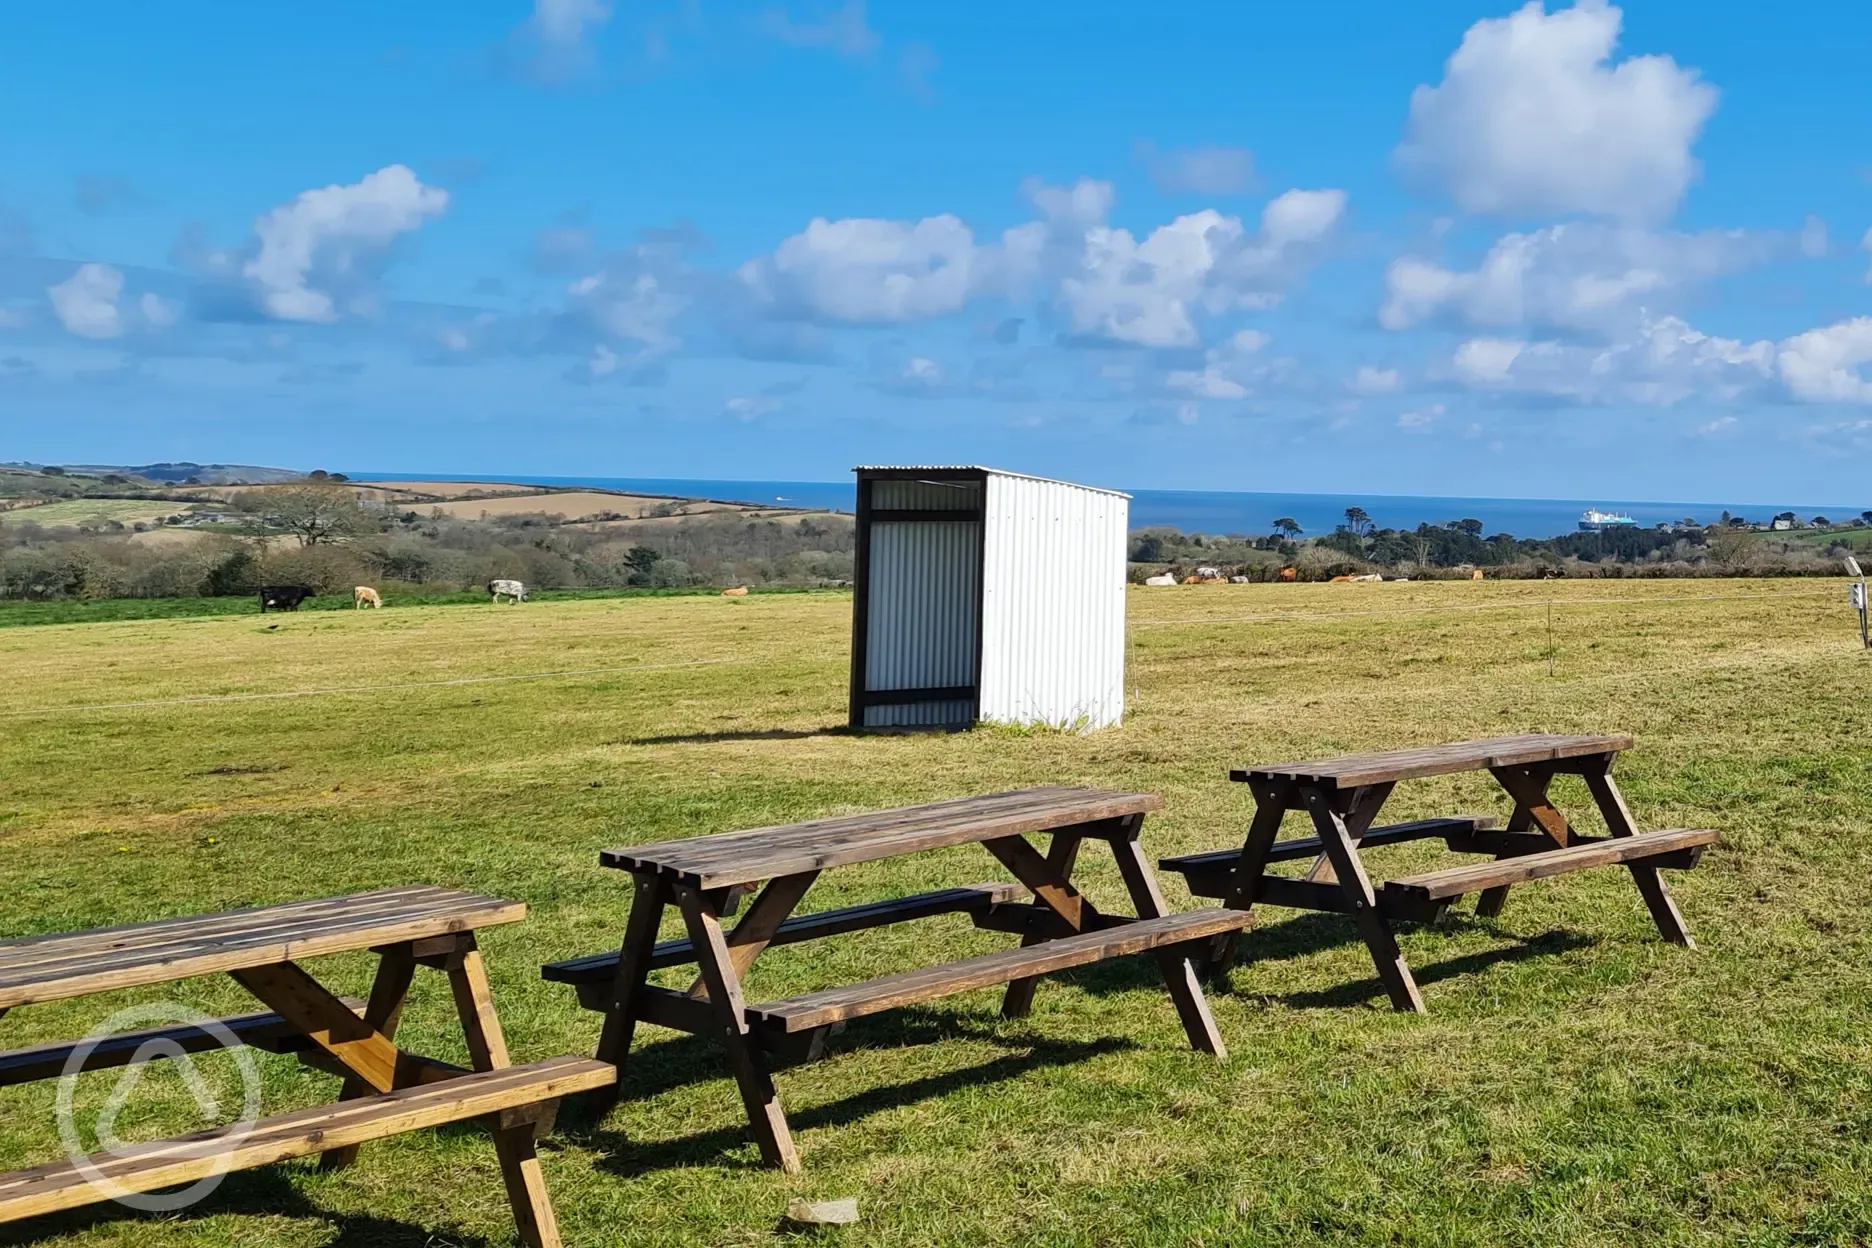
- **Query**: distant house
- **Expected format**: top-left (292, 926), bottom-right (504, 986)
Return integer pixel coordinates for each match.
top-left (1771, 517), bottom-right (1796, 531)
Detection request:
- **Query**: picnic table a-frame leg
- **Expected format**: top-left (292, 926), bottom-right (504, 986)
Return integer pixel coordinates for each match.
top-left (1107, 825), bottom-right (1228, 1057)
top-left (995, 828), bottom-right (1087, 1019)
top-left (1473, 763), bottom-right (1574, 918)
top-left (1300, 784), bottom-right (1427, 1014)
top-left (674, 884), bottom-right (802, 1172)
top-left (1583, 758), bottom-right (1696, 947)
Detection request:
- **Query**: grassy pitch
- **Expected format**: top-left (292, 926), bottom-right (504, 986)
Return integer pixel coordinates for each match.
top-left (1, 580), bottom-right (1868, 1246)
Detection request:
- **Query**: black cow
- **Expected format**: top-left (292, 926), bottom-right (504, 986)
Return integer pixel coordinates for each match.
top-left (258, 586), bottom-right (314, 613)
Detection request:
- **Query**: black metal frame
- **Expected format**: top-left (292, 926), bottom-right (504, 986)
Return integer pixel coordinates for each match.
top-left (848, 467), bottom-right (990, 731)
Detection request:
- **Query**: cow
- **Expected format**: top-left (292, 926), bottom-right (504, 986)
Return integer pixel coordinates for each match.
top-left (259, 586), bottom-right (313, 613)
top-left (489, 578), bottom-right (527, 604)
top-left (1143, 573), bottom-right (1177, 586)
top-left (721, 586), bottom-right (749, 598)
top-left (353, 586), bottom-right (383, 609)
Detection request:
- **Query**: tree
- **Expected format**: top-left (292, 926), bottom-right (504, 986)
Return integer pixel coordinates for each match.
top-left (239, 482), bottom-right (376, 546)
top-left (623, 545), bottom-right (662, 586)
top-left (1343, 506), bottom-right (1373, 537)
top-left (1814, 516), bottom-right (1831, 528)
top-left (1272, 517), bottom-right (1302, 540)
top-left (1862, 511), bottom-right (1872, 526)
top-left (1457, 518), bottom-right (1484, 539)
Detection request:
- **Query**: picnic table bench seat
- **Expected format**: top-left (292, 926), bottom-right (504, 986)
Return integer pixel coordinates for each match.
top-left (1381, 828), bottom-right (1719, 903)
top-left (0, 1056), bottom-right (613, 1223)
top-left (744, 908), bottom-right (1252, 1032)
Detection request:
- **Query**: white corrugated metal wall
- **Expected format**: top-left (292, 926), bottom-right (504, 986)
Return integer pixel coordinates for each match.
top-left (861, 478), bottom-right (982, 728)
top-left (978, 474), bottom-right (1128, 729)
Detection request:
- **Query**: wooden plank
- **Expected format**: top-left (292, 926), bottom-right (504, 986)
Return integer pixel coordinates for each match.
top-left (0, 1001), bottom-right (363, 1089)
top-left (1231, 734), bottom-right (1634, 789)
top-left (686, 871), bottom-right (819, 999)
top-left (230, 963), bottom-right (407, 1093)
top-left (1000, 830), bottom-right (1086, 1019)
top-left (746, 909), bottom-right (1255, 1033)
top-left (0, 890), bottom-right (524, 1010)
top-left (1162, 816), bottom-right (1500, 882)
top-left (1109, 835), bottom-right (1227, 1058)
top-left (599, 788), bottom-right (1163, 890)
top-left (674, 886), bottom-right (800, 1173)
top-left (589, 873), bottom-right (670, 1111)
top-left (545, 882), bottom-right (1030, 985)
top-left (1382, 828), bottom-right (1721, 902)
top-left (320, 945), bottom-right (417, 1171)
top-left (1301, 785), bottom-right (1425, 1014)
top-left (0, 1057), bottom-right (612, 1224)
top-left (1585, 769), bottom-right (1700, 947)
top-left (1302, 782), bottom-right (1394, 885)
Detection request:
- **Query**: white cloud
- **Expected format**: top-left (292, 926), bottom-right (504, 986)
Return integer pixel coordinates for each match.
top-left (139, 293), bottom-right (179, 328)
top-left (1799, 216), bottom-right (1828, 259)
top-left (513, 0), bottom-right (613, 82)
top-left (1862, 226), bottom-right (1872, 281)
top-left (1398, 402), bottom-right (1445, 430)
top-left (1381, 222), bottom-right (1767, 334)
top-left (47, 264), bottom-right (124, 339)
top-left (1697, 415), bottom-right (1738, 436)
top-left (1451, 315), bottom-right (1774, 405)
top-left (1396, 0), bottom-right (1716, 222)
top-left (1052, 188), bottom-right (1345, 347)
top-left (738, 214), bottom-right (977, 323)
top-left (725, 394), bottom-right (782, 419)
top-left (1349, 365), bottom-right (1401, 394)
top-left (1165, 329), bottom-right (1269, 398)
top-left (243, 165), bottom-right (448, 323)
top-left (736, 179), bottom-right (1344, 346)
top-left (1777, 318), bottom-right (1872, 404)
top-left (1140, 144), bottom-right (1255, 196)
top-left (761, 2), bottom-right (880, 58)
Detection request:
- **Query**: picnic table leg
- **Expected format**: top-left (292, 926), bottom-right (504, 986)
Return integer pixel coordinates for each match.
top-left (674, 884), bottom-right (801, 1173)
top-left (1211, 778), bottom-right (1295, 977)
top-left (983, 832), bottom-right (1102, 1020)
top-left (685, 870), bottom-right (820, 1000)
top-left (1302, 785), bottom-right (1426, 1014)
top-left (592, 872), bottom-right (671, 1112)
top-left (443, 934), bottom-right (566, 1248)
top-left (1301, 783), bottom-right (1395, 885)
top-left (319, 942), bottom-right (417, 1171)
top-left (1477, 764), bottom-right (1572, 918)
top-left (1109, 827), bottom-right (1227, 1058)
top-left (1000, 830), bottom-right (1085, 1019)
top-left (1584, 759), bottom-right (1695, 948)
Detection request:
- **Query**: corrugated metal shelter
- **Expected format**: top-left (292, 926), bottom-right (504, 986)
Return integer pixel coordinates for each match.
top-left (849, 466), bottom-right (1129, 731)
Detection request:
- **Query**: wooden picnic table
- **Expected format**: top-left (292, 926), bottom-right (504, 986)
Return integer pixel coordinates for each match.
top-left (0, 886), bottom-right (611, 1246)
top-left (1160, 734), bottom-right (1719, 1013)
top-left (545, 787), bottom-right (1252, 1172)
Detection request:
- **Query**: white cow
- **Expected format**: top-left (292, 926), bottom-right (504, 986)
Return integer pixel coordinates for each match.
top-left (489, 578), bottom-right (528, 604)
top-left (1143, 573), bottom-right (1178, 587)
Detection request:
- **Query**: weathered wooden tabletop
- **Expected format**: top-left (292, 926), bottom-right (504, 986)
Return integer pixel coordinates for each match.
top-left (600, 786), bottom-right (1164, 888)
top-left (1232, 732), bottom-right (1634, 789)
top-left (0, 885), bottom-right (525, 1010)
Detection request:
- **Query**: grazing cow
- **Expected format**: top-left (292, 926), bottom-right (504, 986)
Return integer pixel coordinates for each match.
top-left (1144, 573), bottom-right (1177, 586)
top-left (721, 586), bottom-right (749, 597)
top-left (1278, 566), bottom-right (1299, 583)
top-left (258, 586), bottom-right (313, 613)
top-left (489, 578), bottom-right (527, 604)
top-left (353, 586), bottom-right (383, 609)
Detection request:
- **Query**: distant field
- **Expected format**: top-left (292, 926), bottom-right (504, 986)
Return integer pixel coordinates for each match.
top-left (0, 585), bottom-right (826, 628)
top-left (2, 580), bottom-right (1869, 1246)
top-left (0, 498), bottom-right (194, 528)
top-left (417, 490), bottom-right (731, 520)
top-left (363, 480), bottom-right (559, 497)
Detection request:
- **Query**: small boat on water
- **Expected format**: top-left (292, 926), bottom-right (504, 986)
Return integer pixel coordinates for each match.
top-left (1579, 508), bottom-right (1638, 531)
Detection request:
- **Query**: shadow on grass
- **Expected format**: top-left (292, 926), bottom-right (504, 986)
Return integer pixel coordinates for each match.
top-left (569, 1009), bottom-right (1132, 1176)
top-left (1256, 925), bottom-right (1599, 1010)
top-left (623, 726), bottom-right (852, 745)
top-left (0, 1165), bottom-right (493, 1247)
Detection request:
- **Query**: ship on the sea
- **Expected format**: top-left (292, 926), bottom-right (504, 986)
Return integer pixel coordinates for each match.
top-left (1579, 508), bottom-right (1638, 531)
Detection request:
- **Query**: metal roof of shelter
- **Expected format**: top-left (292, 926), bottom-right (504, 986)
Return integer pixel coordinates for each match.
top-left (851, 466), bottom-right (1131, 499)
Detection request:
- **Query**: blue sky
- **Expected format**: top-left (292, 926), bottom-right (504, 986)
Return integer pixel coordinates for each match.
top-left (2, 0), bottom-right (1869, 503)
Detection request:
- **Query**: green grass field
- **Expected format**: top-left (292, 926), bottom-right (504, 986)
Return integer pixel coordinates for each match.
top-left (0, 500), bottom-right (194, 530)
top-left (1, 580), bottom-right (1869, 1246)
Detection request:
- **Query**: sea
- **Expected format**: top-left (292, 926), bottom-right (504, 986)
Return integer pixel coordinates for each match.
top-left (349, 473), bottom-right (1863, 541)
